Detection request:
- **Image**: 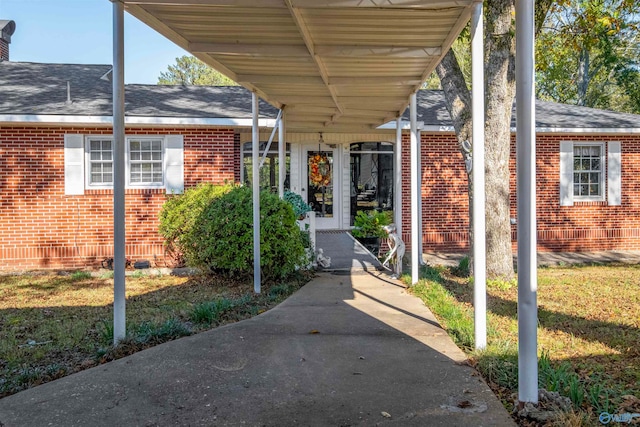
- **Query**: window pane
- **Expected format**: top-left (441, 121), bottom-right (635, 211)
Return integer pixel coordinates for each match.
top-left (152, 152), bottom-right (161, 160)
top-left (103, 141), bottom-right (112, 151)
top-left (91, 151), bottom-right (101, 160)
top-left (580, 184), bottom-right (589, 195)
top-left (573, 183), bottom-right (580, 196)
top-left (131, 164), bottom-right (141, 173)
top-left (141, 164), bottom-right (152, 172)
top-left (103, 151), bottom-right (112, 161)
top-left (589, 184), bottom-right (599, 195)
top-left (582, 159), bottom-right (590, 170)
top-left (91, 140), bottom-right (100, 151)
top-left (152, 141), bottom-right (161, 151)
top-left (591, 158), bottom-right (600, 170)
top-left (590, 146), bottom-right (600, 156)
top-left (130, 152), bottom-right (140, 161)
top-left (582, 147), bottom-right (590, 156)
top-left (104, 164), bottom-right (112, 173)
top-left (141, 140), bottom-right (151, 151)
top-left (130, 140), bottom-right (140, 151)
top-left (104, 174), bottom-right (113, 183)
top-left (574, 159), bottom-right (582, 170)
top-left (141, 152), bottom-right (151, 161)
top-left (91, 173), bottom-right (102, 183)
top-left (589, 173), bottom-right (599, 184)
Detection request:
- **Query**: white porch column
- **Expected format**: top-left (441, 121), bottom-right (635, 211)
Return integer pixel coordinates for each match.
top-left (417, 127), bottom-right (426, 266)
top-left (394, 118), bottom-right (403, 238)
top-left (516, 0), bottom-right (538, 404)
top-left (395, 117), bottom-right (403, 276)
top-left (471, 1), bottom-right (487, 350)
top-left (279, 108), bottom-right (286, 198)
top-left (410, 93), bottom-right (419, 285)
top-left (252, 92), bottom-right (261, 294)
top-left (111, 0), bottom-right (126, 345)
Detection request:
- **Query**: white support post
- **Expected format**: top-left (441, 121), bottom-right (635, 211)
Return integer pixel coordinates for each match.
top-left (471, 1), bottom-right (487, 351)
top-left (259, 109), bottom-right (282, 168)
top-left (410, 93), bottom-right (419, 285)
top-left (417, 127), bottom-right (426, 266)
top-left (394, 118), bottom-right (403, 235)
top-left (516, 0), bottom-right (538, 404)
top-left (279, 108), bottom-right (286, 198)
top-left (111, 0), bottom-right (126, 345)
top-left (394, 117), bottom-right (403, 277)
top-left (252, 92), bottom-right (261, 294)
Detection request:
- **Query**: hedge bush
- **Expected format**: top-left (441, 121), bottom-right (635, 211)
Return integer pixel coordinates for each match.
top-left (159, 183), bottom-right (234, 259)
top-left (160, 185), bottom-right (307, 280)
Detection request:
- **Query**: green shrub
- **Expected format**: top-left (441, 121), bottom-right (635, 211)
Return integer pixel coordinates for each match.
top-left (175, 186), bottom-right (307, 280)
top-left (159, 183), bottom-right (234, 257)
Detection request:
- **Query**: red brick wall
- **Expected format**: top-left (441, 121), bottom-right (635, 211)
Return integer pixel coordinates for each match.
top-left (530, 133), bottom-right (640, 252)
top-left (0, 125), bottom-right (236, 270)
top-left (402, 132), bottom-right (640, 254)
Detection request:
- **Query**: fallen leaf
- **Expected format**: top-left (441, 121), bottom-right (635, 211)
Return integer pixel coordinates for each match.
top-left (309, 330), bottom-right (320, 334)
top-left (381, 411), bottom-right (391, 418)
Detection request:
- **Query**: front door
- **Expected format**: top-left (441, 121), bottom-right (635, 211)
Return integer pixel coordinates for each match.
top-left (302, 144), bottom-right (340, 229)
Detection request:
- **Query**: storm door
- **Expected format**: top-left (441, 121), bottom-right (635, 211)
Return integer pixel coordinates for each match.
top-left (302, 144), bottom-right (340, 229)
top-left (349, 142), bottom-right (394, 225)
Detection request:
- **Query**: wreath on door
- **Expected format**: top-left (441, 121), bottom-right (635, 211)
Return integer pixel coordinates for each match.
top-left (309, 153), bottom-right (331, 187)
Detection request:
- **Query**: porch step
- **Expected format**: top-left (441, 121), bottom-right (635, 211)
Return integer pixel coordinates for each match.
top-left (314, 230), bottom-right (382, 271)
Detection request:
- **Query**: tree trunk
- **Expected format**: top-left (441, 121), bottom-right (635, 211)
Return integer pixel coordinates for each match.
top-left (483, 0), bottom-right (516, 281)
top-left (436, 0), bottom-right (516, 281)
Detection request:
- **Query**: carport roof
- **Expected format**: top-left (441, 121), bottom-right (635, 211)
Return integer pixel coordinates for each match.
top-left (122, 0), bottom-right (479, 132)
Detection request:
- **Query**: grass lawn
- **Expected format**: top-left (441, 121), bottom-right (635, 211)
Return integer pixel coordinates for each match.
top-left (0, 270), bottom-right (309, 399)
top-left (406, 264), bottom-right (640, 426)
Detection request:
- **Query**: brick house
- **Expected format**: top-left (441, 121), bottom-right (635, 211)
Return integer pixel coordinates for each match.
top-left (2, 38), bottom-right (640, 270)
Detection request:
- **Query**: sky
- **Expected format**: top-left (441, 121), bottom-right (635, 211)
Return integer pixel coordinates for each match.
top-left (0, 0), bottom-right (188, 84)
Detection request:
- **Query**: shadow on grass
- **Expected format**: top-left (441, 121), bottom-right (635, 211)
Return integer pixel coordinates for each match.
top-left (0, 273), bottom-right (310, 399)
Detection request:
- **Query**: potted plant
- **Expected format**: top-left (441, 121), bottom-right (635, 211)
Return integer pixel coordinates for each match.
top-left (283, 190), bottom-right (312, 220)
top-left (350, 210), bottom-right (391, 254)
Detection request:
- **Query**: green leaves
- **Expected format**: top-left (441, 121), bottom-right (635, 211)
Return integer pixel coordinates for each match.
top-left (158, 55), bottom-right (238, 86)
top-left (160, 185), bottom-right (308, 281)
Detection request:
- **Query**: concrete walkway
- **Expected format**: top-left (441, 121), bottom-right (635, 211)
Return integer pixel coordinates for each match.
top-left (0, 271), bottom-right (514, 426)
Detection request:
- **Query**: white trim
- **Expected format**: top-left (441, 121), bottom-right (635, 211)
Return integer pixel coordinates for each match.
top-left (84, 135), bottom-right (182, 192)
top-left (572, 142), bottom-right (606, 203)
top-left (0, 114), bottom-right (278, 128)
top-left (3, 114), bottom-right (639, 134)
top-left (536, 127), bottom-right (640, 134)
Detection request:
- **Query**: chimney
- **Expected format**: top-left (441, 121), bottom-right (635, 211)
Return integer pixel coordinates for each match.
top-left (0, 20), bottom-right (16, 61)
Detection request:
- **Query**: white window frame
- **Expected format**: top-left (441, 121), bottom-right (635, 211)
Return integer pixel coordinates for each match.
top-left (85, 137), bottom-right (114, 189)
top-left (572, 142), bottom-right (605, 202)
top-left (85, 135), bottom-right (166, 190)
top-left (126, 137), bottom-right (165, 188)
top-left (560, 140), bottom-right (621, 207)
